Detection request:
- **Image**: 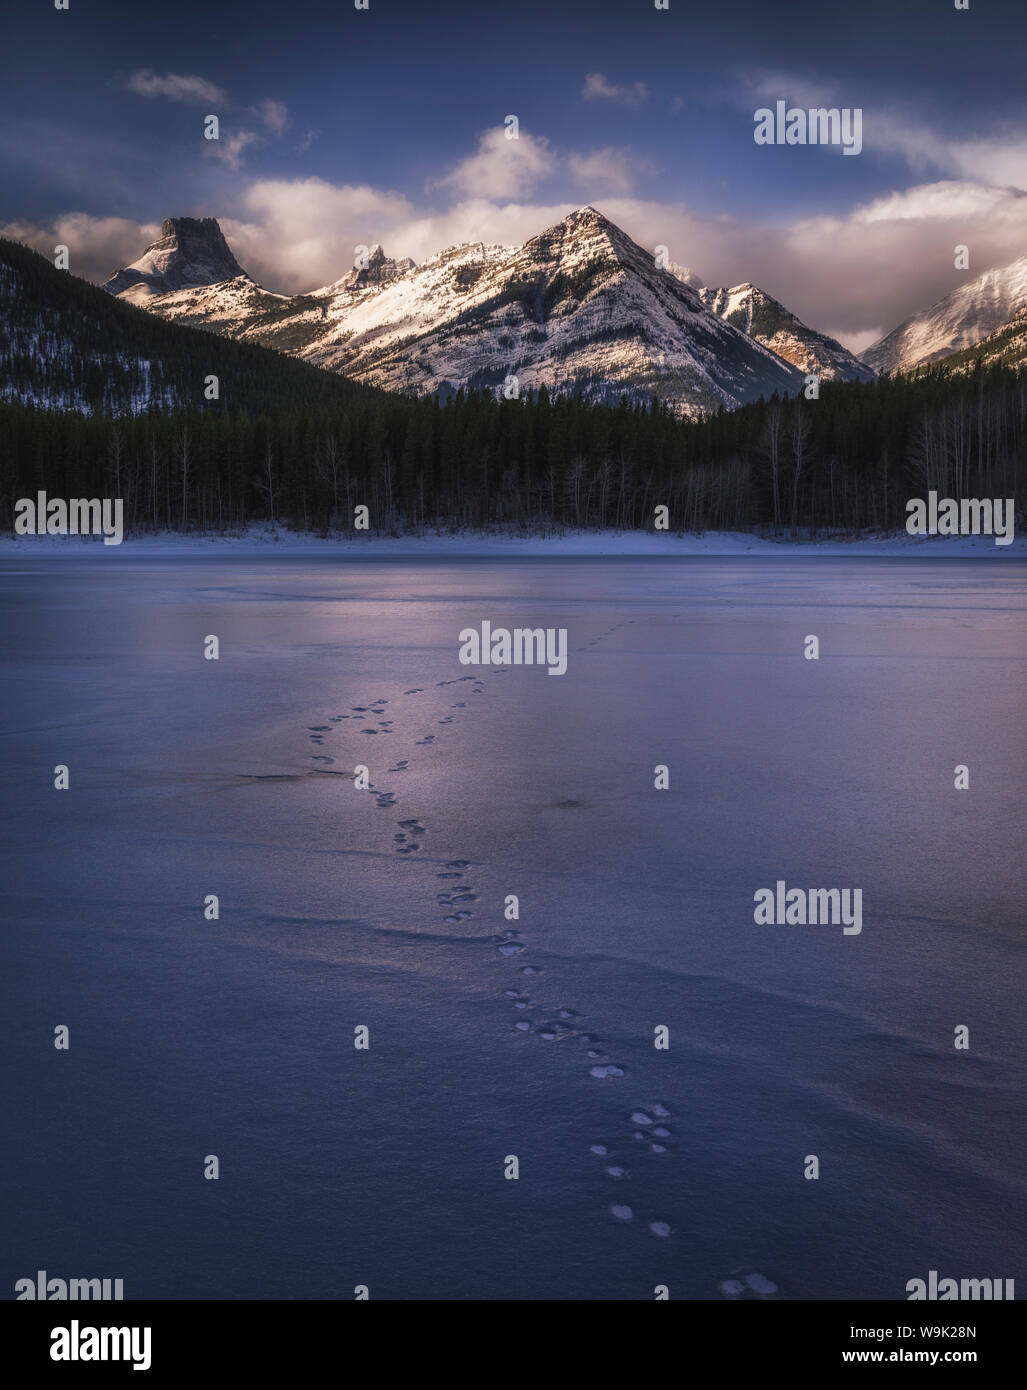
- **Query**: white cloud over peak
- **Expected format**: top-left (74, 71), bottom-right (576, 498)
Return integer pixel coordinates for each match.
top-left (568, 148), bottom-right (649, 196)
top-left (852, 180), bottom-right (1027, 224)
top-left (872, 114), bottom-right (1027, 190)
top-left (222, 178), bottom-right (415, 288)
top-left (436, 127), bottom-right (556, 200)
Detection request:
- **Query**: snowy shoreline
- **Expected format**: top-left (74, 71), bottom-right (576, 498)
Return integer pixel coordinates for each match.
top-left (1, 526), bottom-right (1024, 559)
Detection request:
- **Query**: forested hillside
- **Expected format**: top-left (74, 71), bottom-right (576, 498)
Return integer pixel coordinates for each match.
top-left (0, 236), bottom-right (373, 416)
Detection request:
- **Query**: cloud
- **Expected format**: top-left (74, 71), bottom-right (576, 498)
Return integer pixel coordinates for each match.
top-left (126, 71), bottom-right (289, 154)
top-left (223, 178), bottom-right (416, 289)
top-left (741, 68), bottom-right (841, 111)
top-left (126, 69), bottom-right (226, 106)
top-left (582, 72), bottom-right (648, 105)
top-left (437, 127), bottom-right (555, 199)
top-left (872, 114), bottom-right (1027, 190)
top-left (223, 192), bottom-right (592, 290)
top-left (15, 176), bottom-right (1027, 350)
top-left (852, 180), bottom-right (1027, 224)
top-left (16, 176), bottom-right (1027, 348)
top-left (0, 212), bottom-right (162, 283)
top-left (228, 175), bottom-right (1027, 343)
top-left (509, 180), bottom-right (1027, 351)
top-left (568, 148), bottom-right (651, 196)
top-left (771, 180), bottom-right (1027, 344)
top-left (12, 90), bottom-right (1027, 354)
top-left (205, 129), bottom-right (262, 171)
top-left (376, 199), bottom-right (576, 265)
top-left (738, 68), bottom-right (1027, 192)
top-left (823, 327), bottom-right (882, 357)
top-left (255, 99), bottom-right (288, 134)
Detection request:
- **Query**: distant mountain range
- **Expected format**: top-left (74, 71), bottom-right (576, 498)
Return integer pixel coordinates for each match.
top-left (101, 208), bottom-right (874, 416)
top-left (4, 207), bottom-right (1024, 423)
top-left (100, 210), bottom-right (1027, 401)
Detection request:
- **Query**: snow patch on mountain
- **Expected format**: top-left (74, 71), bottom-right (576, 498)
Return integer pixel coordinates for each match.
top-left (866, 252), bottom-right (1027, 375)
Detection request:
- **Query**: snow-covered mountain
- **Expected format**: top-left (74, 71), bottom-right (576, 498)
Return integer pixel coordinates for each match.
top-left (698, 282), bottom-right (875, 382)
top-left (917, 304), bottom-right (1027, 376)
top-left (866, 252), bottom-right (1027, 375)
top-left (103, 217), bottom-right (247, 304)
top-left (105, 207), bottom-right (813, 415)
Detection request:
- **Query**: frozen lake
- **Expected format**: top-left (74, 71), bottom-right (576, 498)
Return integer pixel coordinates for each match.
top-left (2, 554), bottom-right (1025, 1300)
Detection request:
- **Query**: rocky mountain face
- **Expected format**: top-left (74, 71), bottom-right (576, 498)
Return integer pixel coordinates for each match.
top-left (103, 217), bottom-right (247, 304)
top-left (92, 213), bottom-right (1027, 396)
top-left (865, 252), bottom-right (1027, 375)
top-left (303, 207), bottom-right (814, 413)
top-left (698, 282), bottom-right (875, 382)
top-left (322, 242), bottom-right (417, 294)
top-left (107, 207), bottom-right (816, 416)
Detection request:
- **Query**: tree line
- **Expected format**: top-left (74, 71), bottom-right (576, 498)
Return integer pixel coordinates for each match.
top-left (2, 364), bottom-right (1024, 537)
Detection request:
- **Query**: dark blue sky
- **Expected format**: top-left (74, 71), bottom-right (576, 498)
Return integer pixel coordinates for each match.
top-left (2, 0), bottom-right (1025, 345)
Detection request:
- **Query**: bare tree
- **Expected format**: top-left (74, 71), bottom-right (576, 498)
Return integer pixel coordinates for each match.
top-left (177, 425), bottom-right (191, 530)
top-left (315, 432), bottom-right (344, 529)
top-left (760, 400), bottom-right (784, 533)
top-left (252, 435), bottom-right (277, 529)
top-left (789, 400), bottom-right (812, 536)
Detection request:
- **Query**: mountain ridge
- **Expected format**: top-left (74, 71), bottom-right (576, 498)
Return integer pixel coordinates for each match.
top-left (88, 213), bottom-right (1027, 392)
top-left (698, 281), bottom-right (875, 382)
top-left (102, 206), bottom-right (829, 415)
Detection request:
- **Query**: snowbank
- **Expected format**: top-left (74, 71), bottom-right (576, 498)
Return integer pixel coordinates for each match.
top-left (1, 526), bottom-right (1024, 558)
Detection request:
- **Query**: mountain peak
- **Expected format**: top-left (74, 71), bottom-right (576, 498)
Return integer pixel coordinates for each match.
top-left (566, 204), bottom-right (616, 231)
top-left (159, 215), bottom-right (223, 240)
top-left (329, 243), bottom-right (416, 294)
top-left (524, 204), bottom-right (641, 269)
top-left (104, 216), bottom-right (245, 302)
top-left (699, 281), bottom-right (875, 381)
